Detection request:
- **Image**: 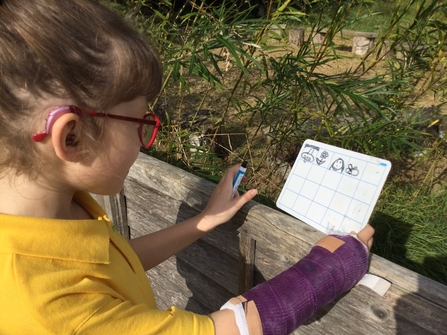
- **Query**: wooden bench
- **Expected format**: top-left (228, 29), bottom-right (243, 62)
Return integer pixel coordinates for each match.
top-left (311, 28), bottom-right (379, 57)
top-left (94, 153), bottom-right (447, 334)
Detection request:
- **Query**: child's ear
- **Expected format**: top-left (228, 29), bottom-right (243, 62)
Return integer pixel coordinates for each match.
top-left (51, 113), bottom-right (81, 162)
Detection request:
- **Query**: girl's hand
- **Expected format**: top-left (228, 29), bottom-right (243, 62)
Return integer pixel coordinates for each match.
top-left (199, 164), bottom-right (257, 232)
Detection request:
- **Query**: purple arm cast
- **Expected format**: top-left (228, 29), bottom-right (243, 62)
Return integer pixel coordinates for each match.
top-left (242, 235), bottom-right (369, 335)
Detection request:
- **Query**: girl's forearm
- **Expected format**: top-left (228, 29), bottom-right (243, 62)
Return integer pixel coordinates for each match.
top-left (129, 213), bottom-right (211, 271)
top-left (129, 165), bottom-right (257, 271)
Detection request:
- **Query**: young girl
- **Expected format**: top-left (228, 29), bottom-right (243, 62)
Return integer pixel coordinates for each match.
top-left (0, 0), bottom-right (374, 334)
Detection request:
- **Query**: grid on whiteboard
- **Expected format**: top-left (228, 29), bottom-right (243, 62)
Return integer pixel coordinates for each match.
top-left (276, 139), bottom-right (391, 234)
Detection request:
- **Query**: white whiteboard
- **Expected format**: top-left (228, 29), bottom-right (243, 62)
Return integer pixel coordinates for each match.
top-left (276, 140), bottom-right (391, 234)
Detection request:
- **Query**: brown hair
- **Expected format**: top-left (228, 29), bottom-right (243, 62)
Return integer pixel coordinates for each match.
top-left (0, 0), bottom-right (162, 177)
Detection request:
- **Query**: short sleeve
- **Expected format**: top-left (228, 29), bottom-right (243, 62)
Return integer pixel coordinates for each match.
top-left (76, 296), bottom-right (215, 335)
top-left (11, 255), bottom-right (215, 335)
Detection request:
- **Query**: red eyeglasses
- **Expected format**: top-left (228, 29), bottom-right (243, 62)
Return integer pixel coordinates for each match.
top-left (32, 105), bottom-right (160, 148)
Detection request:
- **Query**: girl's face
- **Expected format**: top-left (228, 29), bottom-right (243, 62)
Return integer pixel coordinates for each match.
top-left (80, 96), bottom-right (149, 195)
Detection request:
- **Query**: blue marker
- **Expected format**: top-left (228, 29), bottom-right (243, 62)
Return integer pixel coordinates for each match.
top-left (232, 161), bottom-right (248, 197)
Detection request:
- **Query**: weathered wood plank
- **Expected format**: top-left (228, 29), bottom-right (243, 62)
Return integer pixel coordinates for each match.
top-left (318, 28), bottom-right (379, 38)
top-left (144, 254), bottom-right (233, 314)
top-left (238, 233), bottom-right (256, 295)
top-left (124, 175), bottom-right (241, 296)
top-left (369, 253), bottom-right (447, 310)
top-left (123, 153), bottom-right (447, 334)
top-left (124, 178), bottom-right (242, 258)
top-left (91, 190), bottom-right (129, 239)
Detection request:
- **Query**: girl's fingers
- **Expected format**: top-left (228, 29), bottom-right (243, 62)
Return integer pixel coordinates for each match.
top-left (356, 224), bottom-right (374, 249)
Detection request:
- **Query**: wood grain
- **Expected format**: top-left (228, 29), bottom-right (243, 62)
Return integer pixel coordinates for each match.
top-left (101, 153), bottom-right (447, 335)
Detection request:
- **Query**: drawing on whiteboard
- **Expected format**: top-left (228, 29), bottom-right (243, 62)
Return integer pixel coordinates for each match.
top-left (329, 158), bottom-right (345, 173)
top-left (276, 139), bottom-right (392, 234)
top-left (316, 151), bottom-right (329, 165)
top-left (301, 144), bottom-right (319, 163)
top-left (346, 163), bottom-right (360, 176)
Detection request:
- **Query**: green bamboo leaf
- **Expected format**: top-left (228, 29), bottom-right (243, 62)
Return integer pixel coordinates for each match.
top-left (214, 34), bottom-right (245, 71)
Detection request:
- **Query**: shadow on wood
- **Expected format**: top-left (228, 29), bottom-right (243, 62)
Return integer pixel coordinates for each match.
top-left (96, 153), bottom-right (447, 335)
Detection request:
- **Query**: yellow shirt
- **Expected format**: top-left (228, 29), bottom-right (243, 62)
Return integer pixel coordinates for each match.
top-left (0, 192), bottom-right (214, 334)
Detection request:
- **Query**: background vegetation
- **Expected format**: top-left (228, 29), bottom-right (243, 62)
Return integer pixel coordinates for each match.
top-left (106, 0), bottom-right (446, 285)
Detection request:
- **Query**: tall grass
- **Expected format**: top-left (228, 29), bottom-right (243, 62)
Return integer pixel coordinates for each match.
top-left (372, 182), bottom-right (447, 284)
top-left (108, 0), bottom-right (447, 284)
top-left (309, 0), bottom-right (447, 32)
